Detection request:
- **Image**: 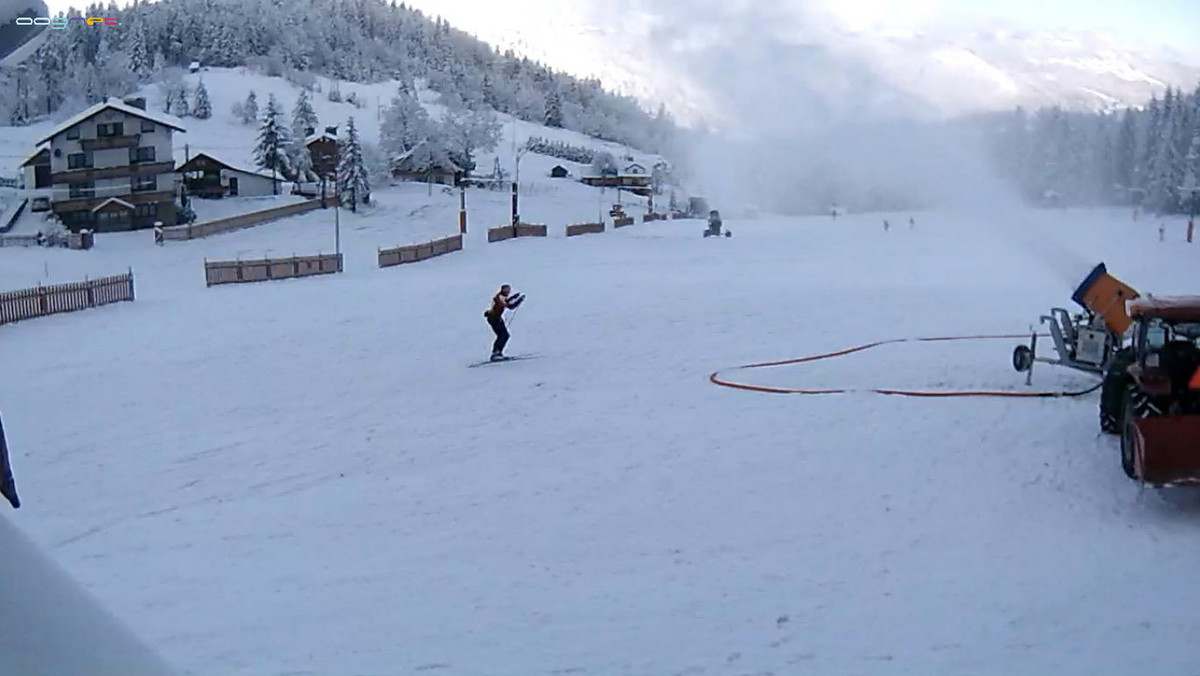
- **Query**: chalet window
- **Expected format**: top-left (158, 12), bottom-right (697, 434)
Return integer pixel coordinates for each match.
top-left (135, 203), bottom-right (158, 218)
top-left (129, 146), bottom-right (156, 163)
top-left (96, 122), bottom-right (124, 137)
top-left (131, 175), bottom-right (157, 193)
top-left (66, 126), bottom-right (80, 140)
top-left (95, 211), bottom-right (128, 228)
top-left (68, 181), bottom-right (94, 198)
top-left (141, 120), bottom-right (155, 133)
top-left (67, 152), bottom-right (93, 169)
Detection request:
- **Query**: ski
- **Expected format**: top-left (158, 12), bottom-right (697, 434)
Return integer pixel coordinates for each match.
top-left (468, 354), bottom-right (539, 367)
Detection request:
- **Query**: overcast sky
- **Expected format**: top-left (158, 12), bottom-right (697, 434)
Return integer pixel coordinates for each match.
top-left (397, 0), bottom-right (1200, 59)
top-left (37, 0), bottom-right (1200, 59)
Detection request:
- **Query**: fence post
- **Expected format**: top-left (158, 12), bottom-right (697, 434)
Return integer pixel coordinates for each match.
top-left (293, 257), bottom-right (299, 277)
top-left (38, 285), bottom-right (47, 316)
top-left (127, 268), bottom-right (134, 301)
top-left (86, 276), bottom-right (94, 307)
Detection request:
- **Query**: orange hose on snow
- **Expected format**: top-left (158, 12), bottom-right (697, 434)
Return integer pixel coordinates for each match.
top-left (708, 334), bottom-right (1103, 398)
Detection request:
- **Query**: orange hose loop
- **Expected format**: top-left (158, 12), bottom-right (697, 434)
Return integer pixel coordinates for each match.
top-left (709, 333), bottom-right (1102, 398)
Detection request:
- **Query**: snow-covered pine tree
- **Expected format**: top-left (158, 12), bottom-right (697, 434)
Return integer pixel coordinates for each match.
top-left (544, 88), bottom-right (563, 128)
top-left (193, 80), bottom-right (212, 119)
top-left (337, 116), bottom-right (370, 211)
top-left (287, 137), bottom-right (315, 185)
top-left (254, 93), bottom-right (293, 190)
top-left (1114, 108), bottom-right (1138, 201)
top-left (292, 89), bottom-right (319, 139)
top-left (244, 90), bottom-right (259, 124)
top-left (127, 25), bottom-right (151, 79)
top-left (172, 80), bottom-right (191, 117)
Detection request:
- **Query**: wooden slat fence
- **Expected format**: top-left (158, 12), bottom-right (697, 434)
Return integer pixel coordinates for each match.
top-left (488, 225), bottom-right (515, 242)
top-left (205, 253), bottom-right (343, 286)
top-left (379, 234), bottom-right (463, 267)
top-left (566, 222), bottom-right (605, 237)
top-left (488, 223), bottom-right (548, 242)
top-left (0, 234), bottom-right (39, 247)
top-left (514, 224), bottom-right (547, 237)
top-left (162, 199), bottom-right (323, 241)
top-left (642, 212), bottom-right (667, 222)
top-left (0, 271), bottom-right (135, 325)
top-left (613, 216), bottom-right (635, 228)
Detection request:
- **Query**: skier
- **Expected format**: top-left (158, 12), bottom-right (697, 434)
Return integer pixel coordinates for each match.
top-left (883, 219), bottom-right (890, 232)
top-left (0, 410), bottom-right (18, 508)
top-left (704, 210), bottom-right (730, 237)
top-left (484, 284), bottom-right (525, 361)
top-left (909, 217), bottom-right (915, 230)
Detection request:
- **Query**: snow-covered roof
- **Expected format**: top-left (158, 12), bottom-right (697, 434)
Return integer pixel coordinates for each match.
top-left (189, 61), bottom-right (200, 68)
top-left (91, 197), bottom-right (135, 212)
top-left (305, 133), bottom-right (338, 145)
top-left (20, 144), bottom-right (48, 167)
top-left (36, 98), bottom-right (187, 146)
top-left (177, 151), bottom-right (282, 182)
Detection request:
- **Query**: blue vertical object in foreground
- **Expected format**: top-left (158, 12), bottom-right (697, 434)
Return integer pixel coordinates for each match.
top-left (0, 411), bottom-right (19, 508)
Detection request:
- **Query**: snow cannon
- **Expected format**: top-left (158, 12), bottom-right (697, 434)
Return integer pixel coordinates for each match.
top-left (1012, 263), bottom-right (1140, 381)
top-left (1070, 263), bottom-right (1140, 336)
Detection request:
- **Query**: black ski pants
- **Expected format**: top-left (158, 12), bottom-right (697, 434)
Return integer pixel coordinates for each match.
top-left (487, 313), bottom-right (509, 354)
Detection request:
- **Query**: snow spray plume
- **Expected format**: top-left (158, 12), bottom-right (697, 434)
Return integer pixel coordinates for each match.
top-left (626, 0), bottom-right (1093, 292)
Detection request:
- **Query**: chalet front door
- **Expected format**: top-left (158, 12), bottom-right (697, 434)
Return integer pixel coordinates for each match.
top-left (228, 177), bottom-right (239, 196)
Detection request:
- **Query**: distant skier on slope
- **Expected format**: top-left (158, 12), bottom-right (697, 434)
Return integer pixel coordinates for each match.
top-left (484, 284), bottom-right (525, 361)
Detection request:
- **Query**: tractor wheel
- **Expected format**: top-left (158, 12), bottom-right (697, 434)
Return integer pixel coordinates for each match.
top-left (1099, 348), bottom-right (1135, 434)
top-left (1120, 386), bottom-right (1138, 479)
top-left (1012, 344), bottom-right (1033, 372)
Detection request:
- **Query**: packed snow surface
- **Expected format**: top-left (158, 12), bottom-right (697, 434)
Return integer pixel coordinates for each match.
top-left (2, 199), bottom-right (1200, 675)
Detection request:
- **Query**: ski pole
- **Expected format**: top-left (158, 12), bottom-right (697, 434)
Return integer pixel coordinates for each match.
top-left (506, 305), bottom-right (521, 330)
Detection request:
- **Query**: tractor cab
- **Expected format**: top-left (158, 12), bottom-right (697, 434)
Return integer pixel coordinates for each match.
top-left (1108, 296), bottom-right (1200, 485)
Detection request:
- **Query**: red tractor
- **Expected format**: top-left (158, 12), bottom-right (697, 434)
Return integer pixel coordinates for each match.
top-left (1099, 297), bottom-right (1200, 485)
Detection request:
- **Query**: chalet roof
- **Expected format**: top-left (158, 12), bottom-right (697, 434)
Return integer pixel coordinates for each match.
top-left (20, 145), bottom-right (48, 167)
top-left (91, 197), bottom-right (135, 212)
top-left (305, 133), bottom-right (339, 145)
top-left (37, 98), bottom-right (187, 146)
top-left (1128, 296), bottom-right (1200, 321)
top-left (176, 152), bottom-right (282, 182)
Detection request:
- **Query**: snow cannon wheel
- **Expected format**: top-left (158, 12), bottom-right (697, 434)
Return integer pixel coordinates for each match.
top-left (1012, 344), bottom-right (1033, 372)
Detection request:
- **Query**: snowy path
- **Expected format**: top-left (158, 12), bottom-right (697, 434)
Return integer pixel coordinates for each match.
top-left (2, 204), bottom-right (1200, 675)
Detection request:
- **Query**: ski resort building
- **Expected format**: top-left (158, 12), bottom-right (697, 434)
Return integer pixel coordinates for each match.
top-left (389, 143), bottom-right (463, 186)
top-left (305, 133), bottom-right (340, 179)
top-left (20, 144), bottom-right (49, 190)
top-left (177, 152), bottom-right (283, 198)
top-left (34, 97), bottom-right (185, 232)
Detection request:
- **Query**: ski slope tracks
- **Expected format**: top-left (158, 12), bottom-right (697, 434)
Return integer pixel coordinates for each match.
top-left (2, 196), bottom-right (1200, 674)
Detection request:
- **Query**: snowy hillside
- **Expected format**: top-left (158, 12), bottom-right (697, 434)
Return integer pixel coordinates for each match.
top-left (408, 0), bottom-right (1200, 125)
top-left (3, 202), bottom-right (1200, 674)
top-left (0, 67), bottom-right (665, 194)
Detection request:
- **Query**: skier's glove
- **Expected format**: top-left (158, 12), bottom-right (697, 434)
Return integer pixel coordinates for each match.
top-left (509, 293), bottom-right (525, 308)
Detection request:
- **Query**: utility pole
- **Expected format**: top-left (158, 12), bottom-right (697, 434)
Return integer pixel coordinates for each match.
top-left (511, 181), bottom-right (519, 227)
top-left (459, 184), bottom-right (467, 234)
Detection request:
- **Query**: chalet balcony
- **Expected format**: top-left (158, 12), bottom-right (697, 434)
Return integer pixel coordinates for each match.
top-left (50, 161), bottom-right (175, 184)
top-left (50, 190), bottom-right (176, 213)
top-left (81, 135), bottom-right (139, 151)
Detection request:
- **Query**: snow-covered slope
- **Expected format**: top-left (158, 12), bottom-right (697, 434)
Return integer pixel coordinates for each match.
top-left (405, 0), bottom-right (1200, 125)
top-left (2, 202), bottom-right (1200, 674)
